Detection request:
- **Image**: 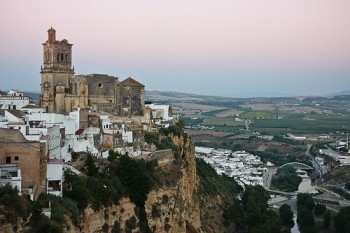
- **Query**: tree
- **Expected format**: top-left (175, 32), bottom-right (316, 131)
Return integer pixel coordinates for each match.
top-left (279, 204), bottom-right (294, 229)
top-left (323, 210), bottom-right (331, 229)
top-left (0, 184), bottom-right (27, 227)
top-left (334, 206), bottom-right (350, 233)
top-left (314, 203), bottom-right (326, 216)
top-left (297, 193), bottom-right (315, 211)
top-left (85, 154), bottom-right (98, 177)
top-left (271, 165), bottom-right (302, 192)
top-left (345, 182), bottom-right (350, 190)
top-left (297, 193), bottom-right (316, 233)
top-left (339, 147), bottom-right (348, 153)
top-left (223, 185), bottom-right (282, 232)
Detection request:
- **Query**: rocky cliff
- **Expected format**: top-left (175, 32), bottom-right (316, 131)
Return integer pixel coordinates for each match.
top-left (74, 134), bottom-right (240, 233)
top-left (1, 131), bottom-right (241, 233)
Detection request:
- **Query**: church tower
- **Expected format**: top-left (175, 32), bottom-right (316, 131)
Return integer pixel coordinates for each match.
top-left (40, 27), bottom-right (74, 113)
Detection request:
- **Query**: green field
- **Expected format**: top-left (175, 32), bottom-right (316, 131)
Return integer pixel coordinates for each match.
top-left (239, 110), bottom-right (279, 119)
top-left (203, 118), bottom-right (245, 127)
top-left (251, 114), bottom-right (350, 134)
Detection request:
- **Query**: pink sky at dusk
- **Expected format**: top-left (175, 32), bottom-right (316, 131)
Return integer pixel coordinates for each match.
top-left (0, 0), bottom-right (349, 97)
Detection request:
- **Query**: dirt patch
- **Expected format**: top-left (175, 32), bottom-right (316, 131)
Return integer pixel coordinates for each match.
top-left (186, 130), bottom-right (232, 137)
top-left (174, 103), bottom-right (225, 112)
top-left (240, 104), bottom-right (277, 111)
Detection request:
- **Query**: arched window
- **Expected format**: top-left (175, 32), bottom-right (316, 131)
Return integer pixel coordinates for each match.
top-left (57, 54), bottom-right (60, 62)
top-left (65, 54), bottom-right (68, 63)
top-left (61, 53), bottom-right (64, 61)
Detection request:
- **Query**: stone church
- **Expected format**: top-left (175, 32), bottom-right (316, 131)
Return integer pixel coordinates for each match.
top-left (40, 27), bottom-right (144, 116)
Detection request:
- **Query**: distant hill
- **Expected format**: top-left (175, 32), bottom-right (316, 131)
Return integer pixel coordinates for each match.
top-left (23, 91), bottom-right (40, 102)
top-left (331, 90), bottom-right (350, 96)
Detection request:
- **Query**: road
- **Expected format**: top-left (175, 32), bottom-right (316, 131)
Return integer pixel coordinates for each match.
top-left (306, 144), bottom-right (323, 182)
top-left (245, 120), bottom-right (253, 133)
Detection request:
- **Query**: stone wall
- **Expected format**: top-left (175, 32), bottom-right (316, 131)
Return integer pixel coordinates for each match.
top-left (0, 128), bottom-right (47, 200)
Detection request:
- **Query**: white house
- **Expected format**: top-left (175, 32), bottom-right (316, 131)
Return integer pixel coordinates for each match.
top-left (0, 90), bottom-right (30, 110)
top-left (146, 104), bottom-right (173, 121)
top-left (0, 164), bottom-right (22, 195)
top-left (47, 159), bottom-right (64, 197)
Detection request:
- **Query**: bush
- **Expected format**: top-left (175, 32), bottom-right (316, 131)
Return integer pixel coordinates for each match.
top-left (151, 204), bottom-right (161, 219)
top-left (63, 171), bottom-right (90, 211)
top-left (314, 203), bottom-right (326, 216)
top-left (0, 184), bottom-right (28, 226)
top-left (279, 204), bottom-right (294, 229)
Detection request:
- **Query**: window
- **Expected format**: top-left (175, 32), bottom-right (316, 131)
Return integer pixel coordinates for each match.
top-left (6, 157), bottom-right (11, 164)
top-left (57, 54), bottom-right (60, 62)
top-left (98, 83), bottom-right (103, 88)
top-left (15, 156), bottom-right (19, 161)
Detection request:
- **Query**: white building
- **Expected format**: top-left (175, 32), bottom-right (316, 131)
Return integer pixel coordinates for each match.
top-left (146, 104), bottom-right (173, 121)
top-left (0, 90), bottom-right (30, 110)
top-left (47, 159), bottom-right (64, 197)
top-left (0, 164), bottom-right (22, 195)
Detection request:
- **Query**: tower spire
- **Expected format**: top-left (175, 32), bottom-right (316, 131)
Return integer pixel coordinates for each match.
top-left (48, 27), bottom-right (56, 42)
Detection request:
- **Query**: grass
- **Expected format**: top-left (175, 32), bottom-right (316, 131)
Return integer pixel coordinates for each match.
top-left (251, 115), bottom-right (350, 134)
top-left (239, 110), bottom-right (279, 119)
top-left (203, 118), bottom-right (245, 127)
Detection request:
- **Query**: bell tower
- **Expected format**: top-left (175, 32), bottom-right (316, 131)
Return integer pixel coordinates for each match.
top-left (40, 27), bottom-right (74, 113)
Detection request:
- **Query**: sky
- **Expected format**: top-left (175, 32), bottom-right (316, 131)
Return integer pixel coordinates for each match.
top-left (0, 0), bottom-right (349, 97)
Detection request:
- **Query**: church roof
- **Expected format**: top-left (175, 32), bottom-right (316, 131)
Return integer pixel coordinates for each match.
top-left (121, 77), bottom-right (144, 87)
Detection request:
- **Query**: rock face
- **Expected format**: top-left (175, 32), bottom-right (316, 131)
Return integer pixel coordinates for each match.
top-left (66, 198), bottom-right (139, 233)
top-left (145, 136), bottom-right (201, 233)
top-left (72, 135), bottom-right (202, 233)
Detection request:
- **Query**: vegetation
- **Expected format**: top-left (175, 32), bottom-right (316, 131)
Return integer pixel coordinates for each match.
top-left (323, 210), bottom-right (331, 229)
top-left (271, 165), bottom-right (302, 192)
top-left (329, 187), bottom-right (350, 201)
top-left (334, 206), bottom-right (350, 233)
top-left (324, 166), bottom-right (350, 184)
top-left (223, 185), bottom-right (282, 233)
top-left (314, 203), bottom-right (326, 216)
top-left (297, 193), bottom-right (316, 233)
top-left (345, 182), bottom-right (350, 190)
top-left (0, 184), bottom-right (28, 229)
top-left (254, 151), bottom-right (308, 166)
top-left (144, 132), bottom-right (180, 158)
top-left (279, 204), bottom-right (294, 230)
top-left (252, 114), bottom-right (350, 134)
top-left (196, 158), bottom-right (242, 196)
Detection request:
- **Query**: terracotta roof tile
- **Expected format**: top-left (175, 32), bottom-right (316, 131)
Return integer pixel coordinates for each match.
top-left (75, 128), bottom-right (85, 135)
top-left (121, 77), bottom-right (144, 87)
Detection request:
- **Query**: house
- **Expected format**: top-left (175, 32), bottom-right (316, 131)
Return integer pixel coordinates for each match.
top-left (0, 128), bottom-right (47, 200)
top-left (0, 90), bottom-right (30, 110)
top-left (47, 159), bottom-right (64, 197)
top-left (0, 163), bottom-right (22, 195)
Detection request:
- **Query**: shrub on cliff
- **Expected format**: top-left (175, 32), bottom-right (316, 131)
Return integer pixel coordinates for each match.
top-left (0, 184), bottom-right (28, 228)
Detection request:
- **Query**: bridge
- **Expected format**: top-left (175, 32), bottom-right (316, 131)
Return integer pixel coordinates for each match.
top-left (279, 162), bottom-right (313, 170)
top-left (267, 189), bottom-right (350, 206)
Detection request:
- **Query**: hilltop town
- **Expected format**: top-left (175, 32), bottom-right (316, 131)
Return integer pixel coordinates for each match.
top-left (0, 29), bottom-right (174, 203)
top-left (2, 28), bottom-right (350, 233)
